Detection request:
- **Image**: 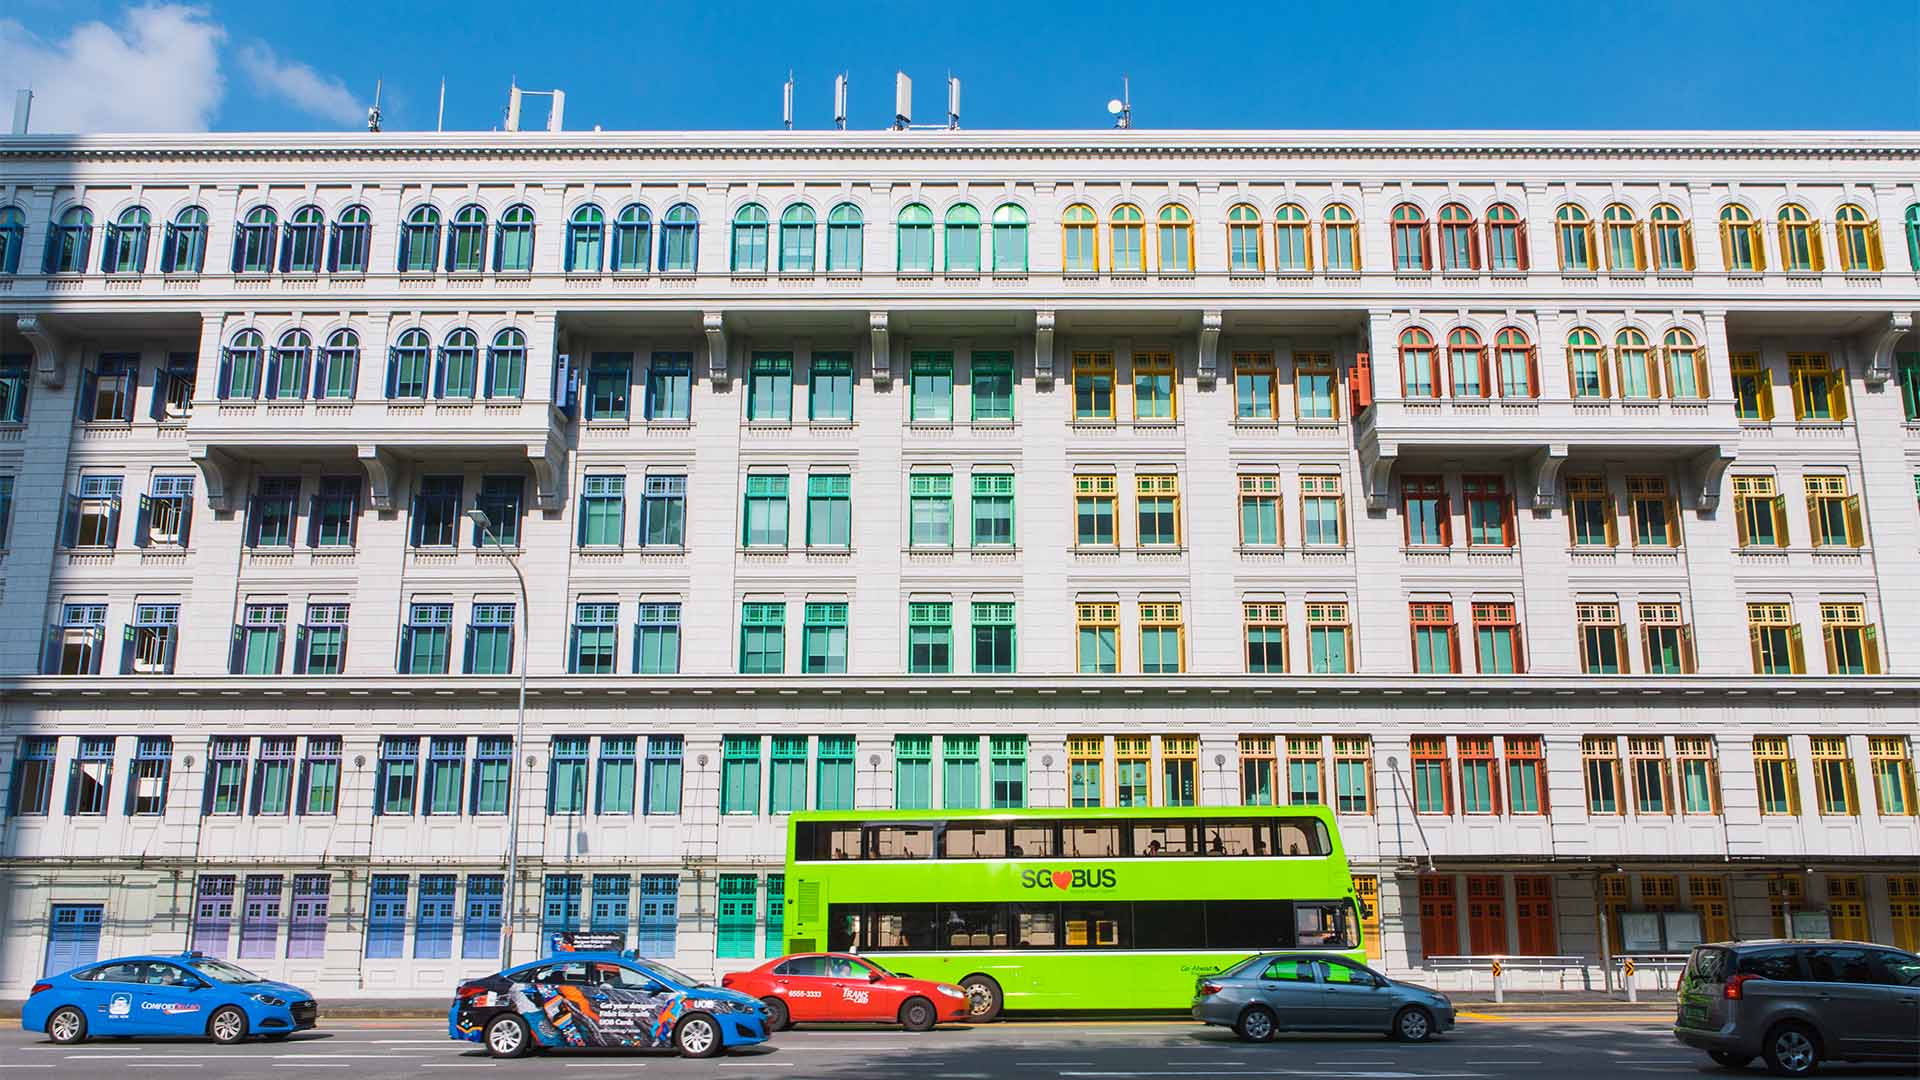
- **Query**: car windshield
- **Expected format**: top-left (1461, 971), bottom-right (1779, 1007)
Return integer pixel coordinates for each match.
top-left (189, 958), bottom-right (264, 984)
top-left (636, 960), bottom-right (704, 988)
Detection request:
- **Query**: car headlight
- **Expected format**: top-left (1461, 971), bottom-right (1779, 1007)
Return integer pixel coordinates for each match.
top-left (249, 993), bottom-right (287, 1007)
top-left (937, 986), bottom-right (967, 999)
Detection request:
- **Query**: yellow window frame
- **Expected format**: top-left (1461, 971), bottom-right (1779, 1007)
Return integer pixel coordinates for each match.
top-left (1132, 350), bottom-right (1178, 421)
top-left (1788, 353), bottom-right (1848, 422)
top-left (1731, 474), bottom-right (1787, 548)
top-left (1804, 474), bottom-right (1862, 548)
top-left (1753, 735), bottom-right (1800, 815)
top-left (1729, 353), bottom-right (1774, 420)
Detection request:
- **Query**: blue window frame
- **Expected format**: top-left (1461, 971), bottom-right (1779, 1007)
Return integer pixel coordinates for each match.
top-left (192, 875), bottom-right (235, 957)
top-left (548, 736), bottom-right (589, 814)
top-left (644, 736), bottom-right (684, 814)
top-left (585, 352), bottom-right (631, 420)
top-left (122, 601), bottom-right (180, 675)
top-left (299, 736), bottom-right (341, 815)
top-left (366, 875), bottom-right (408, 958)
top-left (661, 204), bottom-right (699, 272)
top-left (731, 204), bottom-right (769, 272)
top-left (296, 601), bottom-right (349, 676)
top-left (495, 204), bottom-right (535, 272)
top-left (487, 328), bottom-right (526, 399)
top-left (251, 736), bottom-right (295, 815)
top-left (314, 329), bottom-right (358, 400)
top-left (267, 329), bottom-right (311, 401)
top-left (437, 328), bottom-right (479, 399)
top-left (44, 206), bottom-right (93, 274)
top-left (612, 204), bottom-right (652, 271)
top-left (244, 476), bottom-right (298, 549)
top-left (635, 874), bottom-right (678, 957)
top-left (473, 475), bottom-right (523, 548)
top-left (12, 736), bottom-right (58, 815)
top-left (233, 603), bottom-right (287, 675)
top-left (635, 602), bottom-right (682, 674)
top-left (445, 205), bottom-right (486, 272)
top-left (465, 603), bottom-right (516, 676)
top-left (103, 206), bottom-right (150, 274)
top-left (399, 205), bottom-right (440, 273)
top-left (566, 205), bottom-right (604, 272)
top-left (462, 875), bottom-right (504, 959)
top-left (376, 736), bottom-right (419, 815)
top-left (65, 735), bottom-right (114, 816)
top-left (779, 204), bottom-right (815, 271)
top-left (160, 206), bottom-right (207, 273)
top-left (597, 737), bottom-right (636, 814)
top-left (425, 736), bottom-right (465, 816)
top-left (415, 874), bottom-right (457, 959)
top-left (591, 874), bottom-right (631, 934)
top-left (826, 203), bottom-right (863, 272)
top-left (641, 476), bottom-right (686, 548)
top-left (1, 354), bottom-right (30, 424)
top-left (471, 736), bottom-right (512, 815)
top-left (232, 206), bottom-right (277, 274)
top-left (401, 602), bottom-right (454, 674)
top-left (386, 328), bottom-right (432, 400)
top-left (570, 602), bottom-right (620, 674)
top-left (645, 353), bottom-right (691, 420)
top-left (0, 205), bottom-right (25, 274)
top-left (281, 205), bottom-right (324, 273)
top-left (578, 475), bottom-right (625, 548)
top-left (45, 601), bottom-right (108, 675)
top-left (329, 205), bottom-right (371, 273)
top-left (205, 736), bottom-right (248, 815)
top-left (221, 329), bottom-right (265, 400)
top-left (542, 873), bottom-right (582, 938)
top-left (127, 735), bottom-right (171, 816)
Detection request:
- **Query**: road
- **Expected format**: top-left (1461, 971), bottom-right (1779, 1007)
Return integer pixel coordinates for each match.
top-left (6, 1014), bottom-right (1917, 1079)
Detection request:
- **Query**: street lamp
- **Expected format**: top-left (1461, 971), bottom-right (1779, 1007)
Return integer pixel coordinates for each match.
top-left (467, 507), bottom-right (530, 964)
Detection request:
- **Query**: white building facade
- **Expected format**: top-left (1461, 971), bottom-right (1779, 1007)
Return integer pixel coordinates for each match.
top-left (1, 129), bottom-right (1918, 997)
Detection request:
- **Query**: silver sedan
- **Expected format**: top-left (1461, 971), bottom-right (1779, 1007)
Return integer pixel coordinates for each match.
top-left (1191, 953), bottom-right (1455, 1043)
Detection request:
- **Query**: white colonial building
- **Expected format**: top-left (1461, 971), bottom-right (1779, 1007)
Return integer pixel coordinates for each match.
top-left (1, 127), bottom-right (1918, 997)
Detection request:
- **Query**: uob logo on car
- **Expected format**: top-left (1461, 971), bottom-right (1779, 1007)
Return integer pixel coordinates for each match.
top-left (1019, 868), bottom-right (1118, 890)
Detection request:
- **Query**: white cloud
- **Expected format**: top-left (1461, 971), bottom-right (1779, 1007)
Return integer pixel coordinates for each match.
top-left (237, 41), bottom-right (362, 127)
top-left (0, 4), bottom-right (225, 133)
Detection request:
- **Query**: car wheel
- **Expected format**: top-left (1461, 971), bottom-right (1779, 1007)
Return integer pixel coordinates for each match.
top-left (899, 997), bottom-right (937, 1033)
top-left (958, 975), bottom-right (1002, 1023)
top-left (46, 1006), bottom-right (88, 1045)
top-left (483, 1014), bottom-right (530, 1059)
top-left (760, 997), bottom-right (790, 1032)
top-left (1235, 1005), bottom-right (1277, 1043)
top-left (1391, 1006), bottom-right (1435, 1043)
top-left (208, 1006), bottom-right (250, 1045)
top-left (674, 1012), bottom-right (722, 1059)
top-left (1709, 1050), bottom-right (1753, 1069)
top-left (1761, 1023), bottom-right (1820, 1076)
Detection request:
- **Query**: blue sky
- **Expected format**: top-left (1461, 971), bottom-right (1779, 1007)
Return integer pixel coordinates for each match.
top-left (5, 1), bottom-right (1918, 133)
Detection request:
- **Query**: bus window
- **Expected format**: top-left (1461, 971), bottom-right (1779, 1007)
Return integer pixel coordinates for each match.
top-left (942, 824), bottom-right (1008, 859)
top-left (871, 904), bottom-right (938, 950)
top-left (1133, 900), bottom-right (1207, 948)
top-left (1206, 821), bottom-right (1265, 856)
top-left (1010, 824), bottom-right (1055, 858)
top-left (1014, 905), bottom-right (1057, 948)
top-left (1062, 823), bottom-right (1121, 858)
top-left (866, 825), bottom-right (934, 859)
top-left (940, 904), bottom-right (1009, 948)
top-left (1203, 899), bottom-right (1295, 948)
top-left (796, 822), bottom-right (862, 860)
top-left (1293, 901), bottom-right (1354, 948)
top-left (1275, 818), bottom-right (1328, 857)
top-left (1063, 902), bottom-right (1128, 948)
top-left (827, 909), bottom-right (861, 952)
top-left (1132, 822), bottom-right (1196, 855)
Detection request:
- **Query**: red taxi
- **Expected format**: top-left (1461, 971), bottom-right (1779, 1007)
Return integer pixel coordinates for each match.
top-left (721, 952), bottom-right (970, 1031)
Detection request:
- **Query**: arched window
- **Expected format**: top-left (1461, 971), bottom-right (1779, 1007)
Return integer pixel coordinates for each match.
top-left (316, 328), bottom-right (360, 400)
top-left (1447, 327), bottom-right (1487, 399)
top-left (1399, 327), bottom-right (1439, 399)
top-left (1907, 205), bottom-right (1920, 269)
top-left (1493, 328), bottom-right (1537, 399)
top-left (282, 205), bottom-right (324, 274)
top-left (1391, 204), bottom-right (1430, 272)
top-left (1719, 205), bottom-right (1763, 272)
top-left (945, 203), bottom-right (981, 273)
top-left (990, 203), bottom-right (1026, 273)
top-left (104, 206), bottom-right (151, 274)
top-left (1226, 204), bottom-right (1262, 272)
top-left (1614, 328), bottom-right (1656, 399)
top-left (488, 328), bottom-right (527, 399)
top-left (1485, 204), bottom-right (1526, 272)
top-left (1649, 204), bottom-right (1691, 272)
top-left (1555, 205), bottom-right (1595, 272)
top-left (612, 204), bottom-right (651, 272)
top-left (46, 206), bottom-right (94, 274)
top-left (1321, 203), bottom-right (1359, 272)
top-left (161, 206), bottom-right (209, 274)
top-left (1157, 205), bottom-right (1194, 273)
top-left (896, 203), bottom-right (933, 272)
top-left (1566, 328), bottom-right (1606, 398)
top-left (437, 328), bottom-right (480, 399)
top-left (1834, 204), bottom-right (1880, 272)
top-left (1275, 204), bottom-right (1311, 271)
top-left (232, 206), bottom-right (277, 275)
top-left (566, 205), bottom-right (605, 272)
top-left (495, 205), bottom-right (535, 273)
top-left (0, 206), bottom-right (24, 275)
top-left (1109, 203), bottom-right (1145, 272)
top-left (386, 328), bottom-right (432, 399)
top-left (1776, 203), bottom-right (1822, 272)
top-left (825, 202), bottom-right (864, 273)
top-left (399, 205), bottom-right (440, 273)
top-left (270, 329), bottom-right (312, 400)
top-left (330, 205), bottom-right (371, 274)
top-left (1602, 204), bottom-right (1644, 272)
top-left (779, 204), bottom-right (815, 272)
top-left (1437, 204), bottom-right (1475, 271)
top-left (660, 203), bottom-right (699, 272)
top-left (731, 204), bottom-right (769, 272)
top-left (1062, 204), bottom-right (1097, 272)
top-left (447, 205), bottom-right (487, 272)
top-left (1663, 328), bottom-right (1706, 400)
top-left (221, 329), bottom-right (265, 399)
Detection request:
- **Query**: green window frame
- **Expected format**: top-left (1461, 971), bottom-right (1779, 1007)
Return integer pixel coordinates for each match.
top-left (548, 736), bottom-right (588, 815)
top-left (802, 602), bottom-right (848, 674)
top-left (769, 735), bottom-right (807, 814)
top-left (633, 603), bottom-right (680, 675)
top-left (597, 737), bottom-right (636, 815)
top-left (739, 603), bottom-right (785, 674)
top-left (715, 874), bottom-right (757, 958)
top-left (970, 474), bottom-right (1014, 548)
top-left (584, 354), bottom-right (631, 421)
top-left (894, 735), bottom-right (933, 810)
top-left (971, 601), bottom-right (1016, 674)
top-left (990, 204), bottom-right (1027, 272)
top-left (644, 736), bottom-right (683, 815)
top-left (1897, 353), bottom-right (1920, 422)
top-left (472, 737), bottom-right (510, 815)
top-left (467, 603), bottom-right (516, 675)
top-left (943, 736), bottom-right (982, 809)
top-left (816, 736), bottom-right (855, 811)
top-left (990, 735), bottom-right (1027, 808)
top-left (743, 474), bottom-right (788, 548)
top-left (764, 875), bottom-right (784, 958)
top-left (804, 473), bottom-right (852, 548)
top-left (910, 351), bottom-right (953, 423)
top-left (908, 601), bottom-right (952, 674)
top-left (747, 353), bottom-right (792, 422)
top-left (909, 473), bottom-right (954, 548)
top-left (720, 736), bottom-right (761, 815)
top-left (970, 351), bottom-right (1014, 421)
top-left (578, 475), bottom-right (625, 548)
top-left (808, 351), bottom-right (853, 422)
top-left (944, 204), bottom-right (981, 272)
top-left (896, 204), bottom-right (933, 272)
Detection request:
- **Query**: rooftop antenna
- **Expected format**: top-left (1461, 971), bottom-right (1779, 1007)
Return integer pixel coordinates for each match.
top-left (782, 71), bottom-right (794, 130)
top-left (893, 71), bottom-right (911, 131)
top-left (366, 79), bottom-right (381, 133)
top-left (12, 88), bottom-right (33, 136)
top-left (436, 77), bottom-right (446, 132)
top-left (506, 83), bottom-right (567, 132)
top-left (832, 73), bottom-right (848, 131)
top-left (1106, 75), bottom-right (1132, 129)
top-left (946, 73), bottom-right (961, 130)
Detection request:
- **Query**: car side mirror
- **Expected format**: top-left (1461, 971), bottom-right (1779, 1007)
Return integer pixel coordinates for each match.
top-left (869, 972), bottom-right (884, 983)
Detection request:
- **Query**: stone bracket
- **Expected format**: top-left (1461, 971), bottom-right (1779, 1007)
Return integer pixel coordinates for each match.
top-left (1196, 309), bottom-right (1222, 388)
top-left (187, 445), bottom-right (241, 512)
top-left (1529, 445), bottom-right (1570, 509)
top-left (1688, 445), bottom-right (1737, 513)
top-left (1033, 309), bottom-right (1056, 387)
top-left (357, 445), bottom-right (400, 511)
top-left (702, 311), bottom-right (728, 386)
top-left (528, 436), bottom-right (566, 511)
top-left (1864, 311), bottom-right (1913, 386)
top-left (868, 311), bottom-right (891, 386)
top-left (1360, 441), bottom-right (1397, 511)
top-left (17, 314), bottom-right (68, 389)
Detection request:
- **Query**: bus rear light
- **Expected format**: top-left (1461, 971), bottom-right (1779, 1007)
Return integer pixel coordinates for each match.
top-left (1197, 982), bottom-right (1223, 996)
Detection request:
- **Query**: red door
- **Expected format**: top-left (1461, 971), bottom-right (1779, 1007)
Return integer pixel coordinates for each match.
top-left (778, 956), bottom-right (831, 1021)
top-left (1467, 875), bottom-right (1507, 955)
top-left (824, 955), bottom-right (891, 1020)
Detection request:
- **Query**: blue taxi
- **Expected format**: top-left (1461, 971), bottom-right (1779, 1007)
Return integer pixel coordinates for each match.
top-left (24, 953), bottom-right (318, 1044)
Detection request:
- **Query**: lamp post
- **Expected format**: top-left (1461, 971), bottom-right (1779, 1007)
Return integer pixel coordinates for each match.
top-left (467, 508), bottom-right (530, 964)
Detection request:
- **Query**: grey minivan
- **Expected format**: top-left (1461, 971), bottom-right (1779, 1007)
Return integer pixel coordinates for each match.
top-left (1673, 940), bottom-right (1920, 1075)
top-left (1192, 953), bottom-right (1454, 1043)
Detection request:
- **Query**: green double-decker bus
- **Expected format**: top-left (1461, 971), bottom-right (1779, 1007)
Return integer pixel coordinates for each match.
top-left (782, 805), bottom-right (1363, 1017)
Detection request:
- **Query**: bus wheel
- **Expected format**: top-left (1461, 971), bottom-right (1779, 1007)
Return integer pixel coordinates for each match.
top-left (1236, 1005), bottom-right (1277, 1043)
top-left (959, 975), bottom-right (1002, 1022)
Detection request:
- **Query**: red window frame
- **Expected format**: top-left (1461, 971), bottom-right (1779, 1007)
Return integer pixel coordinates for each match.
top-left (1457, 735), bottom-right (1502, 815)
top-left (1409, 603), bottom-right (1461, 675)
top-left (1493, 327), bottom-right (1540, 399)
top-left (1418, 874), bottom-right (1459, 960)
top-left (1398, 327), bottom-right (1439, 399)
top-left (1438, 203), bottom-right (1478, 271)
top-left (1410, 735), bottom-right (1453, 814)
top-left (1513, 875), bottom-right (1557, 955)
top-left (1391, 203), bottom-right (1432, 272)
top-left (1485, 203), bottom-right (1529, 271)
top-left (1402, 475), bottom-right (1450, 546)
top-left (1463, 475), bottom-right (1515, 547)
top-left (1505, 735), bottom-right (1549, 814)
top-left (1466, 874), bottom-right (1507, 955)
top-left (1447, 327), bottom-right (1488, 399)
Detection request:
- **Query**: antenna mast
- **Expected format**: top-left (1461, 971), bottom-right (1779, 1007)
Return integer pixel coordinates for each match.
top-left (833, 73), bottom-right (848, 131)
top-left (782, 71), bottom-right (794, 130)
top-left (367, 79), bottom-right (382, 133)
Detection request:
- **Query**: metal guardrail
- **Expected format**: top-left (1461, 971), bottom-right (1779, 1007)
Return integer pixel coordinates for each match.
top-left (1613, 953), bottom-right (1689, 1003)
top-left (1424, 954), bottom-right (1590, 1002)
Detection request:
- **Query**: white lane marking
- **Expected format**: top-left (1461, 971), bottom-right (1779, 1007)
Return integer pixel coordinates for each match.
top-left (560, 1065), bottom-right (646, 1069)
top-left (62, 1055), bottom-right (215, 1061)
top-left (717, 1064), bottom-right (792, 1069)
top-left (272, 1055), bottom-right (430, 1060)
top-left (271, 1066), bottom-right (354, 1070)
top-left (420, 1065), bottom-right (498, 1069)
top-left (0, 1067), bottom-right (57, 1071)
